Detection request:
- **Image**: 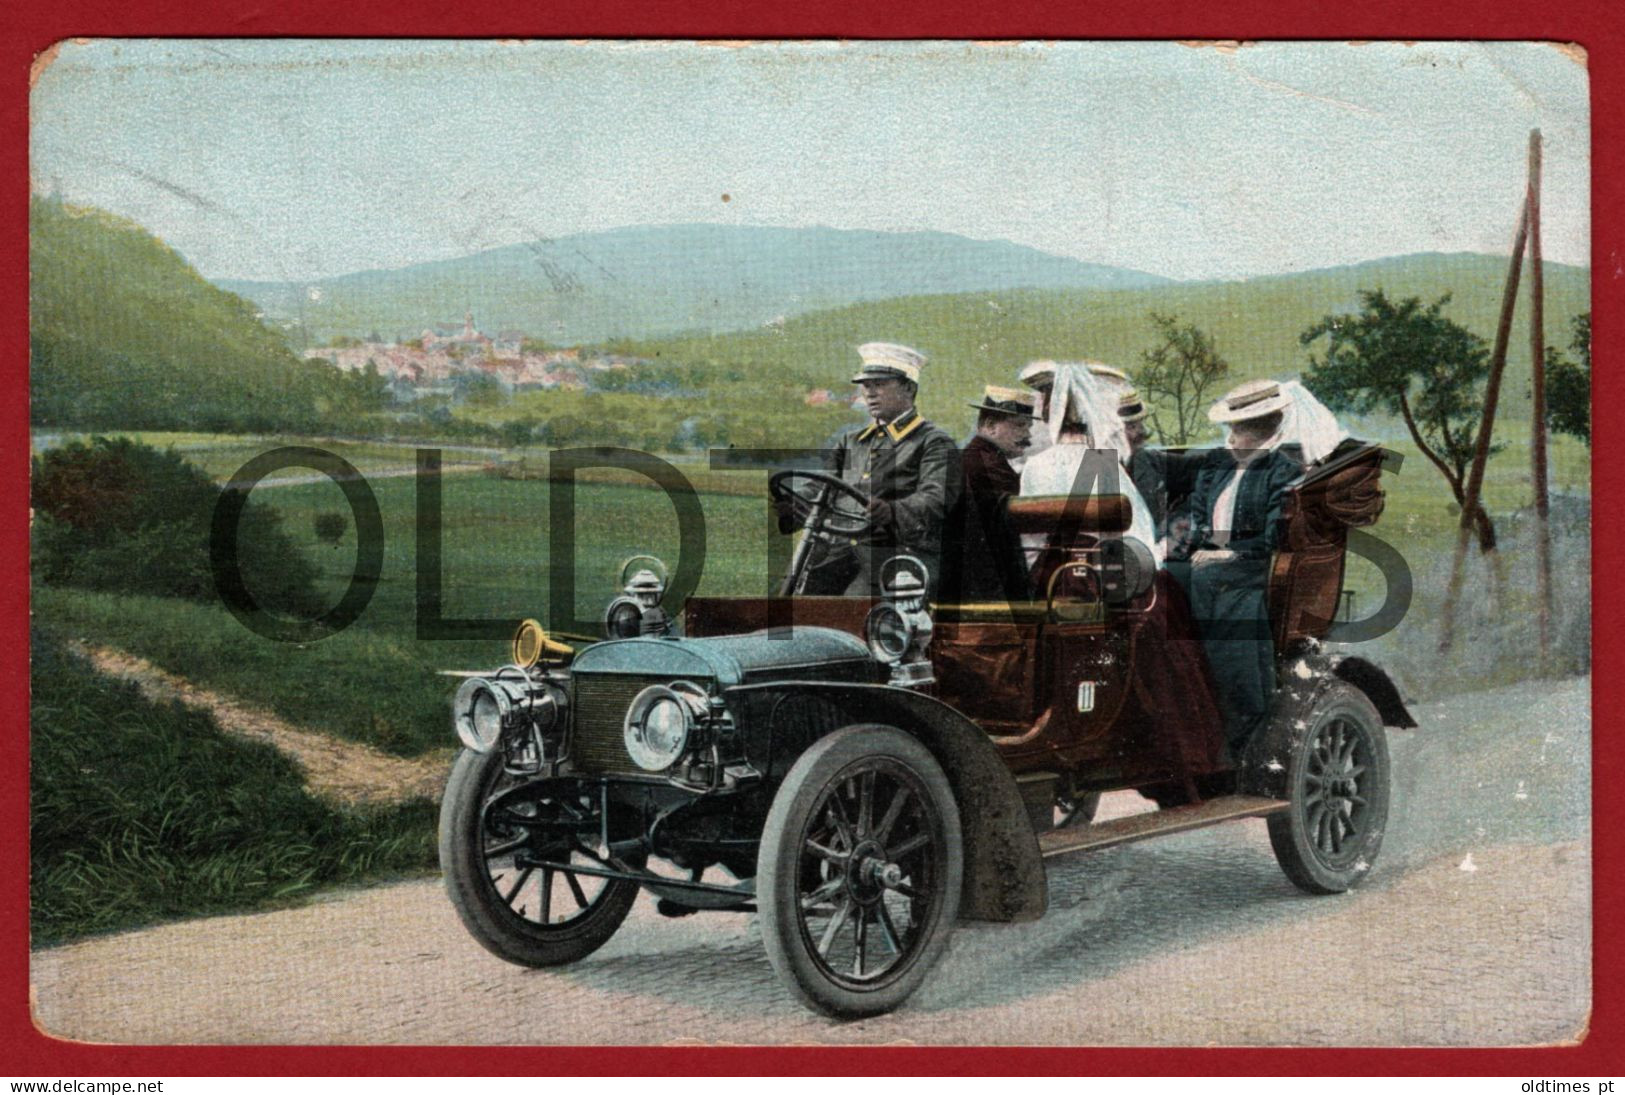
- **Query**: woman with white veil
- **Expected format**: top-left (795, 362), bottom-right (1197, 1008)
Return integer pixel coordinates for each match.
top-left (1020, 361), bottom-right (1230, 799)
top-left (1018, 362), bottom-right (1160, 562)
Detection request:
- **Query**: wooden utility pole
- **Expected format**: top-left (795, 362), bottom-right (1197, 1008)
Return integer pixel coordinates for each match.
top-left (1527, 130), bottom-right (1554, 667)
top-left (1438, 197), bottom-right (1527, 652)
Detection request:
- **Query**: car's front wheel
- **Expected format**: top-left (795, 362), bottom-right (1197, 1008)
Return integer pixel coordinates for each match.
top-left (757, 725), bottom-right (962, 1018)
top-left (1258, 682), bottom-right (1391, 894)
top-left (439, 748), bottom-right (639, 967)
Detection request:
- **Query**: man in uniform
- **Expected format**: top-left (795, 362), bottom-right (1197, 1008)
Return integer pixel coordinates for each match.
top-left (948, 385), bottom-right (1038, 603)
top-left (784, 342), bottom-right (962, 596)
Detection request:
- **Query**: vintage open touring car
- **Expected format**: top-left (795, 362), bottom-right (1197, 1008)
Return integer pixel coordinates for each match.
top-left (436, 442), bottom-right (1413, 1017)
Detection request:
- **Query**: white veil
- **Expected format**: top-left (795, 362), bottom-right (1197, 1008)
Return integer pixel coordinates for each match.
top-left (1046, 363), bottom-right (1131, 459)
top-left (1029, 363), bottom-right (1160, 560)
top-left (1276, 380), bottom-right (1350, 464)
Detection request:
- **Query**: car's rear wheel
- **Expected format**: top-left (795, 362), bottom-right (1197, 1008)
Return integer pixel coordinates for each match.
top-left (439, 747), bottom-right (639, 966)
top-left (757, 725), bottom-right (962, 1018)
top-left (1260, 682), bottom-right (1390, 894)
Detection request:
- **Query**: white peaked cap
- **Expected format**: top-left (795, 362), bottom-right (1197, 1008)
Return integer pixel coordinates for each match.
top-left (852, 342), bottom-right (927, 383)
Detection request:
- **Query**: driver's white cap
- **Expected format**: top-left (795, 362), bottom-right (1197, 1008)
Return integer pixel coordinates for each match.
top-left (852, 342), bottom-right (926, 383)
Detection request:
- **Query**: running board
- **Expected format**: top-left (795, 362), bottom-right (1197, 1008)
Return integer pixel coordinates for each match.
top-left (1037, 794), bottom-right (1289, 859)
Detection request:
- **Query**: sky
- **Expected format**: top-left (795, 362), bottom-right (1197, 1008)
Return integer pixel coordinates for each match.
top-left (29, 39), bottom-right (1590, 284)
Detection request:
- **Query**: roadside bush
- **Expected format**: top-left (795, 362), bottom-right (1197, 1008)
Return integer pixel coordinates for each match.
top-left (313, 511), bottom-right (348, 546)
top-left (31, 436), bottom-right (324, 617)
top-left (29, 630), bottom-right (438, 945)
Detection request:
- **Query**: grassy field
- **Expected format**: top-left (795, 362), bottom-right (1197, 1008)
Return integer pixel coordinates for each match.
top-left (33, 470), bottom-right (779, 758)
top-left (29, 430), bottom-right (492, 482)
top-left (30, 632), bottom-right (437, 945)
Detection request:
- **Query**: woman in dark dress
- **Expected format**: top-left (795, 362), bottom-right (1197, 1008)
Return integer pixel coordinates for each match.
top-left (1172, 379), bottom-right (1306, 761)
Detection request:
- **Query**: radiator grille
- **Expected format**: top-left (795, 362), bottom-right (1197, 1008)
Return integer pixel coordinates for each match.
top-left (569, 674), bottom-right (663, 775)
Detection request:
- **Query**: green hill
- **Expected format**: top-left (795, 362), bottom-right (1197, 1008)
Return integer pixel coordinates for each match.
top-left (606, 252), bottom-right (1590, 442)
top-left (219, 224), bottom-right (1173, 347)
top-left (29, 197), bottom-right (344, 433)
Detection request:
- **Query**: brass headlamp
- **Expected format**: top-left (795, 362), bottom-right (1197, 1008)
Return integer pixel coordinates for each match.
top-left (863, 555), bottom-right (935, 688)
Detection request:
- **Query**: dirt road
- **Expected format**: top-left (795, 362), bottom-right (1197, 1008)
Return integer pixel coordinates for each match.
top-left (31, 675), bottom-right (1589, 1046)
top-left (70, 642), bottom-right (453, 807)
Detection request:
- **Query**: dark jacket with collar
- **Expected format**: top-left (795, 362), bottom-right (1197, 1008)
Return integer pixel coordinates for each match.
top-left (1178, 442), bottom-right (1306, 561)
top-left (1127, 445), bottom-right (1207, 537)
top-left (803, 406), bottom-right (962, 594)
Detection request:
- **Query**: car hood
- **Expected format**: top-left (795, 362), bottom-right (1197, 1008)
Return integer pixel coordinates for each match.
top-left (569, 627), bottom-right (873, 688)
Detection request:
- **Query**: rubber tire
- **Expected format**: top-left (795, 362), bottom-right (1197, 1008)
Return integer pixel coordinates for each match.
top-left (438, 747), bottom-right (639, 967)
top-left (757, 725), bottom-right (963, 1019)
top-left (1261, 682), bottom-right (1391, 895)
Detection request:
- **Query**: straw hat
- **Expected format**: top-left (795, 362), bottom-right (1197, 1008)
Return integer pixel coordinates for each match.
top-left (1018, 359), bottom-right (1057, 389)
top-left (1208, 378), bottom-right (1293, 424)
top-left (1116, 387), bottom-right (1152, 423)
top-left (967, 385), bottom-right (1039, 419)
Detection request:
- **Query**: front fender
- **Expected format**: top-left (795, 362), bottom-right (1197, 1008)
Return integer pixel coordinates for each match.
top-left (727, 680), bottom-right (1046, 924)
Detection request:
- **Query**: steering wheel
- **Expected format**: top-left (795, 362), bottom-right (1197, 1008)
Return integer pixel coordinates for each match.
top-left (768, 470), bottom-right (877, 596)
top-left (769, 469), bottom-right (875, 538)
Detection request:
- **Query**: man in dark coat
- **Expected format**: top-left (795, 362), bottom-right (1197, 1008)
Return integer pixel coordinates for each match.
top-left (1171, 379), bottom-right (1306, 759)
top-left (948, 385), bottom-right (1038, 603)
top-left (787, 342), bottom-right (962, 597)
top-left (1119, 386), bottom-right (1206, 546)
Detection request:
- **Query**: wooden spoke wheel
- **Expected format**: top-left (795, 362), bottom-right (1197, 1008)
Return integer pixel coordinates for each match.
top-left (1262, 682), bottom-right (1391, 894)
top-left (757, 725), bottom-right (962, 1018)
top-left (438, 748), bottom-right (639, 967)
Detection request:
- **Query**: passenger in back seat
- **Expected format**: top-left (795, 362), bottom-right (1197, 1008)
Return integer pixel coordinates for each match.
top-left (1173, 379), bottom-right (1309, 762)
top-left (1021, 361), bottom-right (1231, 798)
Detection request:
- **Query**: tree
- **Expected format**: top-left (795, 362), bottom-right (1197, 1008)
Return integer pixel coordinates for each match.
top-left (353, 359), bottom-right (392, 410)
top-left (1301, 289), bottom-right (1500, 552)
top-left (1545, 311), bottom-right (1590, 446)
top-left (455, 370), bottom-right (506, 407)
top-left (1134, 312), bottom-right (1230, 445)
top-left (500, 417), bottom-right (539, 449)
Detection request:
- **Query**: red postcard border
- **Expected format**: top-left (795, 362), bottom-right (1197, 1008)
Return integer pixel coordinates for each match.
top-left (4, 0), bottom-right (1616, 1076)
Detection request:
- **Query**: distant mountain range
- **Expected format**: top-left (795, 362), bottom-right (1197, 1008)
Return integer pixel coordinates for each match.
top-left (216, 224), bottom-right (1175, 345)
top-left (31, 198), bottom-right (1590, 448)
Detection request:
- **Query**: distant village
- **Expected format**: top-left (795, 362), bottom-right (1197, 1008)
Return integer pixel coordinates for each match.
top-left (301, 311), bottom-right (844, 407)
top-left (299, 311), bottom-right (632, 401)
